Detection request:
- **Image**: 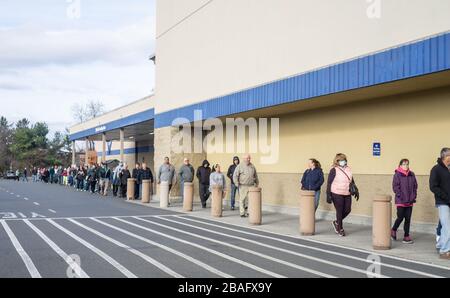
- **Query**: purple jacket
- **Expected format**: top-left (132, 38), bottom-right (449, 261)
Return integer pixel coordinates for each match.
top-left (392, 169), bottom-right (418, 205)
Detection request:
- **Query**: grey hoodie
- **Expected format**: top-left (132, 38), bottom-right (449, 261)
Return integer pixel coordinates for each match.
top-left (158, 163), bottom-right (176, 184)
top-left (209, 171), bottom-right (226, 192)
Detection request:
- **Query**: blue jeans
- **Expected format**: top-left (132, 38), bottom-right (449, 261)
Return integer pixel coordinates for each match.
top-left (314, 190), bottom-right (321, 211)
top-left (437, 205), bottom-right (450, 253)
top-left (230, 184), bottom-right (238, 208)
top-left (437, 221), bottom-right (442, 237)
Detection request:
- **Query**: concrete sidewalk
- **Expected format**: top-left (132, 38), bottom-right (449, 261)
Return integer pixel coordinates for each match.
top-left (126, 197), bottom-right (450, 269)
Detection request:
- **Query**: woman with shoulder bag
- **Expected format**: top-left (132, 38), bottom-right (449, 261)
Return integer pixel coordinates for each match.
top-left (326, 153), bottom-right (359, 237)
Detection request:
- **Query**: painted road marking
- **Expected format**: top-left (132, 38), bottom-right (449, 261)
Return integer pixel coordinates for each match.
top-left (33, 202), bottom-right (40, 206)
top-left (70, 219), bottom-right (184, 278)
top-left (23, 219), bottom-right (89, 278)
top-left (0, 220), bottom-right (41, 278)
top-left (23, 198), bottom-right (29, 201)
top-left (16, 195), bottom-right (20, 198)
top-left (92, 218), bottom-right (235, 278)
top-left (0, 212), bottom-right (46, 219)
top-left (0, 214), bottom-right (175, 221)
top-left (155, 215), bottom-right (386, 278)
top-left (175, 215), bottom-right (447, 278)
top-left (47, 219), bottom-right (137, 278)
top-left (110, 217), bottom-right (285, 278)
top-left (48, 209), bottom-right (56, 214)
top-left (128, 217), bottom-right (333, 278)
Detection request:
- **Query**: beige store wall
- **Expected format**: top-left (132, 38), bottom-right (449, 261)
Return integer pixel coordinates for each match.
top-left (155, 0), bottom-right (450, 113)
top-left (206, 85), bottom-right (450, 224)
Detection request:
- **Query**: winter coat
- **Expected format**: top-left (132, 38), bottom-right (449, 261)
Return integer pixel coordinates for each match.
top-left (392, 168), bottom-right (418, 205)
top-left (119, 169), bottom-right (131, 185)
top-left (430, 158), bottom-right (450, 206)
top-left (141, 167), bottom-right (154, 182)
top-left (227, 156), bottom-right (240, 185)
top-left (196, 160), bottom-right (212, 185)
top-left (301, 168), bottom-right (324, 191)
top-left (179, 164), bottom-right (194, 183)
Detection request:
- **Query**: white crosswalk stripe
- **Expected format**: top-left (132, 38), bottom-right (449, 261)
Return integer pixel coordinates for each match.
top-left (90, 218), bottom-right (234, 278)
top-left (23, 219), bottom-right (89, 278)
top-left (0, 220), bottom-right (41, 278)
top-left (47, 219), bottom-right (137, 278)
top-left (124, 217), bottom-right (334, 278)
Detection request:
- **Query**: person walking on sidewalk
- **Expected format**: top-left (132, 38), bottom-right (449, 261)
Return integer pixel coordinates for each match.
top-left (119, 164), bottom-right (131, 198)
top-left (196, 160), bottom-right (212, 208)
top-left (227, 156), bottom-right (240, 211)
top-left (430, 148), bottom-right (450, 260)
top-left (301, 159), bottom-right (325, 212)
top-left (326, 153), bottom-right (358, 237)
top-left (391, 159), bottom-right (418, 244)
top-left (179, 158), bottom-right (194, 201)
top-left (233, 154), bottom-right (259, 218)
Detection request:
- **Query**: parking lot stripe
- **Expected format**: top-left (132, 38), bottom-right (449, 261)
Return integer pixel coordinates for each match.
top-left (23, 219), bottom-right (89, 278)
top-left (68, 218), bottom-right (184, 278)
top-left (47, 219), bottom-right (137, 278)
top-left (91, 218), bottom-right (233, 278)
top-left (0, 220), bottom-right (41, 278)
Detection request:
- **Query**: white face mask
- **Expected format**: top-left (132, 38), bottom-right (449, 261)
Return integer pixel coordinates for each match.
top-left (339, 160), bottom-right (347, 167)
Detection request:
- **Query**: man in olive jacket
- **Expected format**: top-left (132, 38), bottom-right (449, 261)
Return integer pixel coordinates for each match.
top-left (233, 154), bottom-right (259, 217)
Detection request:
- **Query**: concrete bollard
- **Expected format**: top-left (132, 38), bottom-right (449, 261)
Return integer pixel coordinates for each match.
top-left (211, 185), bottom-right (223, 217)
top-left (183, 182), bottom-right (194, 212)
top-left (373, 194), bottom-right (392, 250)
top-left (127, 178), bottom-right (136, 201)
top-left (141, 180), bottom-right (151, 203)
top-left (159, 181), bottom-right (169, 208)
top-left (299, 190), bottom-right (316, 236)
top-left (248, 187), bottom-right (262, 225)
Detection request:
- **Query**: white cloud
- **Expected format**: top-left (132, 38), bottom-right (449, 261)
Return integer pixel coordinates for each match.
top-left (0, 2), bottom-right (155, 134)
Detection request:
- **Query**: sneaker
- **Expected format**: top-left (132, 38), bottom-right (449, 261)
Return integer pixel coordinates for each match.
top-left (437, 235), bottom-right (441, 243)
top-left (402, 236), bottom-right (414, 244)
top-left (391, 229), bottom-right (397, 241)
top-left (332, 221), bottom-right (339, 234)
top-left (439, 252), bottom-right (450, 260)
top-left (231, 206), bottom-right (235, 211)
top-left (338, 229), bottom-right (346, 237)
top-left (240, 214), bottom-right (247, 218)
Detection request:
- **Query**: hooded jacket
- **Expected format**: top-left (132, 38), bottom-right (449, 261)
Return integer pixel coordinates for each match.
top-left (227, 156), bottom-right (240, 185)
top-left (392, 167), bottom-right (418, 206)
top-left (196, 160), bottom-right (211, 185)
top-left (430, 158), bottom-right (450, 206)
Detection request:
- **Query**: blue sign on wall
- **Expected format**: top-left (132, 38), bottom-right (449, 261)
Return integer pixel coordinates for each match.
top-left (373, 142), bottom-right (381, 156)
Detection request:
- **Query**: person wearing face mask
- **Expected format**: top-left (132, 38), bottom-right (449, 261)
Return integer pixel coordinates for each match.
top-left (430, 148), bottom-right (450, 260)
top-left (391, 159), bottom-right (418, 244)
top-left (326, 153), bottom-right (355, 237)
top-left (196, 160), bottom-right (212, 208)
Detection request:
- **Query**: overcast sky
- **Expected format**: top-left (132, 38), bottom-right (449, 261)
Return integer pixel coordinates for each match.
top-left (0, 0), bottom-right (155, 134)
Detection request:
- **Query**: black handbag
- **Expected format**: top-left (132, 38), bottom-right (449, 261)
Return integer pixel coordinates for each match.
top-left (337, 168), bottom-right (360, 201)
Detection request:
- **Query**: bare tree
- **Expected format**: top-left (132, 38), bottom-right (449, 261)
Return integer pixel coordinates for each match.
top-left (85, 100), bottom-right (105, 120)
top-left (71, 103), bottom-right (86, 123)
top-left (71, 100), bottom-right (106, 124)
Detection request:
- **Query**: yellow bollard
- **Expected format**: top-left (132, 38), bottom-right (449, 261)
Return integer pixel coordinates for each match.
top-left (141, 180), bottom-right (151, 203)
top-left (211, 185), bottom-right (223, 217)
top-left (299, 190), bottom-right (316, 236)
top-left (183, 182), bottom-right (194, 212)
top-left (160, 181), bottom-right (169, 208)
top-left (127, 178), bottom-right (136, 201)
top-left (248, 187), bottom-right (262, 225)
top-left (373, 194), bottom-right (392, 250)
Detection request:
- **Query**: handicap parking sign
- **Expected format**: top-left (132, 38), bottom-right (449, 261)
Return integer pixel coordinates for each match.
top-left (373, 142), bottom-right (381, 156)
